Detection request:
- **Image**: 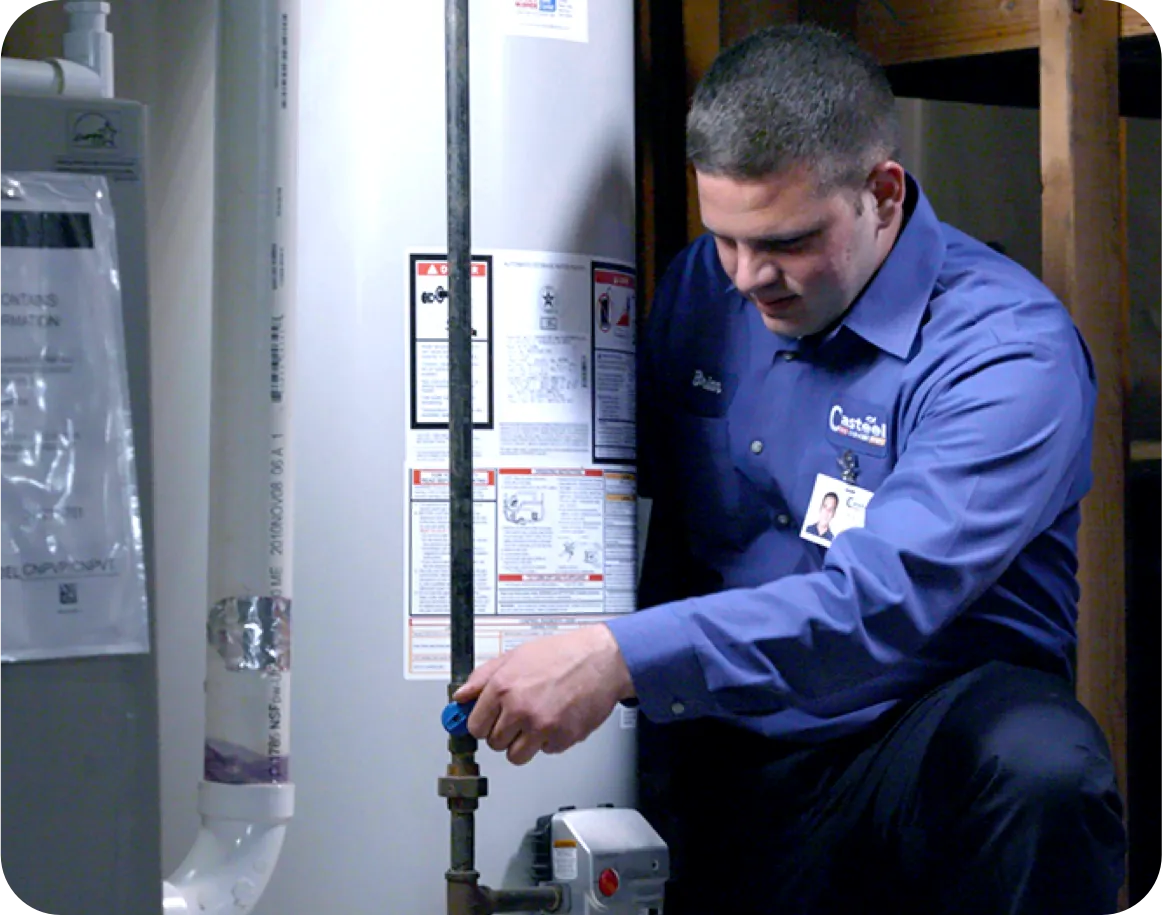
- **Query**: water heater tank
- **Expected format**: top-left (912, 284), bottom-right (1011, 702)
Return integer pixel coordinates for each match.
top-left (269, 3), bottom-right (639, 911)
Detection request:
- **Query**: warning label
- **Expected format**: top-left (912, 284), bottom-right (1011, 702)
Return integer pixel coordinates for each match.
top-left (592, 263), bottom-right (635, 463)
top-left (410, 255), bottom-right (493, 428)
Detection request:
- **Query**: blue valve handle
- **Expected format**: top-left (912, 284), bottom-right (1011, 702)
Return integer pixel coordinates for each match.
top-left (442, 700), bottom-right (477, 736)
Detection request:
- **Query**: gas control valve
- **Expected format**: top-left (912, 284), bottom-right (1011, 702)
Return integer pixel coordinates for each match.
top-left (531, 806), bottom-right (668, 914)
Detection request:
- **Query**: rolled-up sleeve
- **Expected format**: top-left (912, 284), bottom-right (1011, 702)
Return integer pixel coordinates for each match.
top-left (609, 340), bottom-right (1095, 724)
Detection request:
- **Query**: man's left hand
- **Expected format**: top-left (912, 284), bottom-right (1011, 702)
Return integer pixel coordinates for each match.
top-left (452, 624), bottom-right (635, 765)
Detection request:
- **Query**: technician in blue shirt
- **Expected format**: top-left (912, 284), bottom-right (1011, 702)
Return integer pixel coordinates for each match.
top-left (455, 23), bottom-right (1125, 913)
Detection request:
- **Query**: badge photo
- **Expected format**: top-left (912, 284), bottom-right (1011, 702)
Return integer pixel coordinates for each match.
top-left (801, 473), bottom-right (873, 548)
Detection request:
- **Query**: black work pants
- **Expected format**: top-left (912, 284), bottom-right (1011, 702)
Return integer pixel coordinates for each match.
top-left (641, 662), bottom-right (1126, 915)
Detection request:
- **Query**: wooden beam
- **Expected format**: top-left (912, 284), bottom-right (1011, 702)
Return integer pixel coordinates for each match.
top-left (798, 0), bottom-right (858, 37)
top-left (1039, 0), bottom-right (1129, 826)
top-left (861, 0), bottom-right (1153, 66)
top-left (720, 0), bottom-right (797, 46)
top-left (1120, 6), bottom-right (1155, 38)
top-left (683, 0), bottom-right (721, 243)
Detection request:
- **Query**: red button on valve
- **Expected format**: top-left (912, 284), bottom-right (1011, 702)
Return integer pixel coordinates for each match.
top-left (598, 868), bottom-right (620, 897)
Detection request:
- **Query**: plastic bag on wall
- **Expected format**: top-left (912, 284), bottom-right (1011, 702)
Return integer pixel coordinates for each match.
top-left (1, 172), bottom-right (149, 661)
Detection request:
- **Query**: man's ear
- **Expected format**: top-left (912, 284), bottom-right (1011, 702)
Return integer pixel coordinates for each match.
top-left (867, 160), bottom-right (906, 227)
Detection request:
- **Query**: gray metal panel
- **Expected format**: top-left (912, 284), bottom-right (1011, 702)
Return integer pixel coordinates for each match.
top-left (1, 94), bottom-right (161, 915)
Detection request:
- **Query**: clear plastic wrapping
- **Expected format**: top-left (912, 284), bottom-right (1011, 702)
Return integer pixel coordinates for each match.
top-left (1, 171), bottom-right (149, 662)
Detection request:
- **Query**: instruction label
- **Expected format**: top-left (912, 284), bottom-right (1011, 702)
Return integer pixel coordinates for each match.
top-left (1, 175), bottom-right (149, 661)
top-left (403, 248), bottom-right (636, 679)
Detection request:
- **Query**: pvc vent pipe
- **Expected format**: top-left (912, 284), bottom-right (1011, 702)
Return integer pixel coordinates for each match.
top-left (0, 2), bottom-right (112, 98)
top-left (163, 0), bottom-right (299, 911)
top-left (63, 1), bottom-right (114, 97)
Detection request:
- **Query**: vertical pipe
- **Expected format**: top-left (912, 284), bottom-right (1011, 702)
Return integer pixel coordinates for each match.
top-left (444, 3), bottom-right (482, 913)
top-left (446, 0), bottom-right (474, 690)
top-left (63, 1), bottom-right (114, 98)
top-left (205, 0), bottom-right (297, 787)
top-left (163, 0), bottom-right (297, 909)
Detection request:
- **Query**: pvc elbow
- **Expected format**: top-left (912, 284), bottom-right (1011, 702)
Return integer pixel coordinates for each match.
top-left (164, 782), bottom-right (295, 915)
top-left (63, 1), bottom-right (114, 97)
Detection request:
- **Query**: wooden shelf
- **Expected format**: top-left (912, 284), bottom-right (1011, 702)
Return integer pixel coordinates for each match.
top-left (882, 32), bottom-right (1160, 119)
top-left (859, 0), bottom-right (1154, 66)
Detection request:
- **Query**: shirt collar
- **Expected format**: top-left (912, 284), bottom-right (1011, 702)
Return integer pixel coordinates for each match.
top-left (838, 173), bottom-right (945, 360)
top-left (720, 173), bottom-right (945, 361)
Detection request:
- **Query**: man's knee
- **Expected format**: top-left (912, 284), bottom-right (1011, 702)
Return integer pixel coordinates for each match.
top-left (925, 664), bottom-right (1124, 838)
top-left (974, 701), bottom-right (1119, 814)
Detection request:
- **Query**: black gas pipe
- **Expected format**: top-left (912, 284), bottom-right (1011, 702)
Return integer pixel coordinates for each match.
top-left (438, 2), bottom-right (562, 913)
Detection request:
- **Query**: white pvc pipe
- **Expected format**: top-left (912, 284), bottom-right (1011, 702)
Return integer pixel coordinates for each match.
top-left (0, 56), bottom-right (103, 97)
top-left (1, 57), bottom-right (58, 94)
top-left (164, 0), bottom-right (299, 911)
top-left (64, 1), bottom-right (115, 98)
top-left (163, 782), bottom-right (295, 914)
top-left (206, 0), bottom-right (297, 603)
top-left (0, 2), bottom-right (112, 98)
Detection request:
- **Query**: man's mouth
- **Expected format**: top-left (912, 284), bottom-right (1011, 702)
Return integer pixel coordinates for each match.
top-left (754, 294), bottom-right (799, 313)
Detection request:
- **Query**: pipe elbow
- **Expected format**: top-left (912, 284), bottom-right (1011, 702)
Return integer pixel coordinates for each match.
top-left (164, 782), bottom-right (295, 915)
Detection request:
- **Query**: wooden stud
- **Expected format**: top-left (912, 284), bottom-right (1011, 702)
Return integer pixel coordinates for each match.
top-left (1039, 0), bottom-right (1129, 826)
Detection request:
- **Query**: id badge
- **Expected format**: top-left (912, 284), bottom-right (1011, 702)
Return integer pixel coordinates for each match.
top-left (800, 473), bottom-right (874, 548)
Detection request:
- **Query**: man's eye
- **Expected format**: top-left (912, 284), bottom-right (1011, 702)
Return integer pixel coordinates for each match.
top-left (759, 236), bottom-right (808, 253)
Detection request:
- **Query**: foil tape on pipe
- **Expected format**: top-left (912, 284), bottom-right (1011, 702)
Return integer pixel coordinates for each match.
top-left (208, 596), bottom-right (292, 672)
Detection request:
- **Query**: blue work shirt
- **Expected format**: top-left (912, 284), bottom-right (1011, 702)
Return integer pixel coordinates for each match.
top-left (608, 176), bottom-right (1097, 742)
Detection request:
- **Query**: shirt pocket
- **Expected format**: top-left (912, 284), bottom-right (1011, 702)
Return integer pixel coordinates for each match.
top-left (667, 372), bottom-right (759, 554)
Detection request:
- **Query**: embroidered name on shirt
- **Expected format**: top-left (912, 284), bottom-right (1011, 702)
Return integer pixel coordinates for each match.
top-left (691, 370), bottom-right (723, 394)
top-left (829, 405), bottom-right (887, 448)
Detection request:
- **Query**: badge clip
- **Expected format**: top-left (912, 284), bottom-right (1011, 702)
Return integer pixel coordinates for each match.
top-left (838, 450), bottom-right (859, 484)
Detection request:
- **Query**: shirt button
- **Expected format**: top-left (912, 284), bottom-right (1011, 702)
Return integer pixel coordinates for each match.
top-left (780, 351), bottom-right (798, 362)
top-left (776, 513), bottom-right (791, 528)
top-left (750, 440), bottom-right (764, 455)
top-left (670, 701), bottom-right (686, 716)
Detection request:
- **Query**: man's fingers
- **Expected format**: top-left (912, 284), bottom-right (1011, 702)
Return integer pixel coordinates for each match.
top-left (506, 731), bottom-right (545, 766)
top-left (458, 659), bottom-right (505, 742)
top-left (466, 700), bottom-right (500, 742)
top-left (452, 655), bottom-right (505, 703)
top-left (465, 681), bottom-right (503, 742)
top-left (485, 705), bottom-right (522, 752)
top-left (543, 733), bottom-right (573, 755)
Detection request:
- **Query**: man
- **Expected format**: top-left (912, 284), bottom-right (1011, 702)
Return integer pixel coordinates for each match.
top-left (455, 24), bottom-right (1125, 914)
top-left (805, 491), bottom-right (838, 542)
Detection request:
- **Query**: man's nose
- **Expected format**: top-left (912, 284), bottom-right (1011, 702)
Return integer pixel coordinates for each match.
top-left (734, 245), bottom-right (779, 295)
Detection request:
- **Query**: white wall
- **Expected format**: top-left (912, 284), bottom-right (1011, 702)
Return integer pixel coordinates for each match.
top-left (898, 97), bottom-right (1161, 442)
top-left (3, 0), bottom-right (217, 881)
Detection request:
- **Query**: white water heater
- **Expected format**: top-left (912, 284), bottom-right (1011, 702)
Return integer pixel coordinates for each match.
top-left (246, 3), bottom-right (638, 912)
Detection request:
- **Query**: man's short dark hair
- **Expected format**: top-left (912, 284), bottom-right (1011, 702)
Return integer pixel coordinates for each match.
top-left (686, 23), bottom-right (901, 189)
top-left (822, 492), bottom-right (839, 508)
